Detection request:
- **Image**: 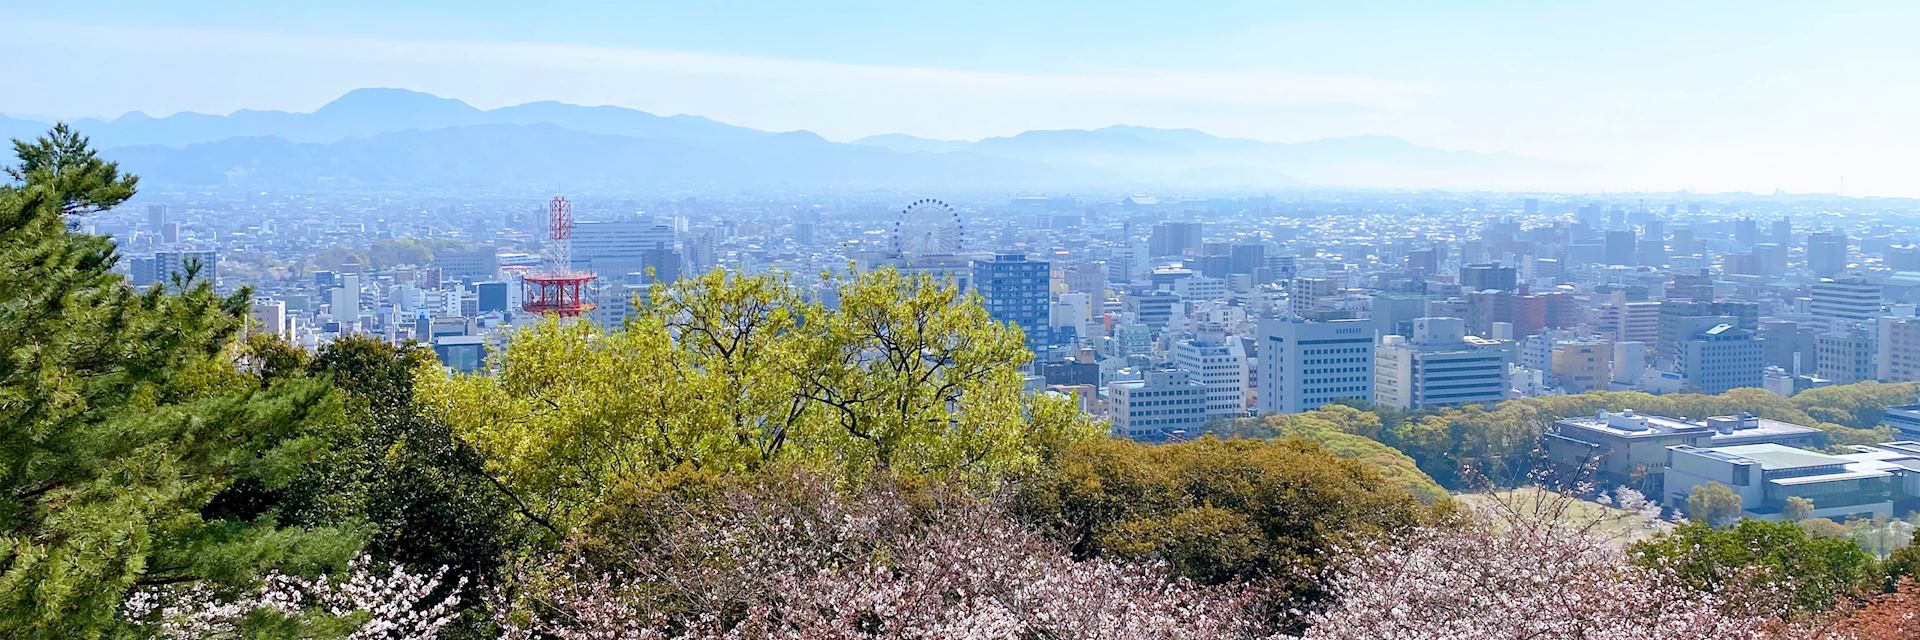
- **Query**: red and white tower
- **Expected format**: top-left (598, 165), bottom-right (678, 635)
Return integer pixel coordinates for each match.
top-left (521, 196), bottom-right (597, 317)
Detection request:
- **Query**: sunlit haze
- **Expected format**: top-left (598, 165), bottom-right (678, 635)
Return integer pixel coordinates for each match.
top-left (4, 1), bottom-right (1917, 195)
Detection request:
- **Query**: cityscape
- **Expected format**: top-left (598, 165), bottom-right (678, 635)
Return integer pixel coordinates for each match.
top-left (8, 3), bottom-right (1920, 638)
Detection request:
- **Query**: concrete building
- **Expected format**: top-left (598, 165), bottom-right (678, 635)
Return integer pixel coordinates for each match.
top-left (1550, 338), bottom-right (1613, 393)
top-left (1815, 325), bottom-right (1875, 384)
top-left (1677, 323), bottom-right (1765, 394)
top-left (1148, 221), bottom-right (1203, 258)
top-left (572, 218), bottom-right (677, 283)
top-left (1664, 443), bottom-right (1894, 521)
top-left (1257, 317), bottom-right (1374, 414)
top-left (1545, 410), bottom-right (1828, 495)
top-left (1172, 324), bottom-right (1250, 418)
top-left (1879, 317), bottom-right (1920, 382)
top-left (1108, 368), bottom-right (1208, 441)
top-left (1459, 263), bottom-right (1517, 292)
top-left (973, 254), bottom-right (1052, 353)
top-left (249, 299), bottom-right (288, 340)
top-left (1373, 317), bottom-right (1508, 409)
top-left (1808, 276), bottom-right (1881, 331)
top-left (1806, 231), bottom-right (1849, 278)
top-left (1884, 406), bottom-right (1920, 440)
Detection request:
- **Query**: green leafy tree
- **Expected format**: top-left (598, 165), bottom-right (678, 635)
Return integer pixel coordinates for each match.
top-left (419, 267), bottom-right (1100, 527)
top-left (1631, 519), bottom-right (1876, 613)
top-left (0, 126), bottom-right (362, 637)
top-left (1881, 530), bottom-right (1920, 592)
top-left (1012, 436), bottom-right (1435, 606)
top-left (1784, 496), bottom-right (1816, 522)
top-left (1686, 481), bottom-right (1744, 527)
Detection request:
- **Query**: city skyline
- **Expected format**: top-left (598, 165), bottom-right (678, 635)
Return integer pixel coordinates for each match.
top-left (4, 2), bottom-right (1918, 196)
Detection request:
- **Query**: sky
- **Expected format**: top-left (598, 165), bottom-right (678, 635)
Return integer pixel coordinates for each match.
top-left (2, 1), bottom-right (1917, 196)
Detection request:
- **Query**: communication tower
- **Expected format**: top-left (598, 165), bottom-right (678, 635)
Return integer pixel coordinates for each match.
top-left (521, 196), bottom-right (597, 317)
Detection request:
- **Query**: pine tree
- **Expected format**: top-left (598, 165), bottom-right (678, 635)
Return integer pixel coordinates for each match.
top-left (0, 126), bottom-right (362, 637)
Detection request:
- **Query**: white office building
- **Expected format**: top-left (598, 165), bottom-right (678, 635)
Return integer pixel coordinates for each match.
top-left (1108, 368), bottom-right (1208, 441)
top-left (1374, 317), bottom-right (1509, 410)
top-left (1172, 324), bottom-right (1250, 418)
top-left (1257, 317), bottom-right (1374, 414)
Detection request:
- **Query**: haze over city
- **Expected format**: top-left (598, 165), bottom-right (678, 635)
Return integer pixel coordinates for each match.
top-left (4, 1), bottom-right (1917, 195)
top-left (10, 3), bottom-right (1920, 638)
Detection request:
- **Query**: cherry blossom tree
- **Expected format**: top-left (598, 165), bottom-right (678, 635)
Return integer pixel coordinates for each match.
top-left (122, 556), bottom-right (464, 640)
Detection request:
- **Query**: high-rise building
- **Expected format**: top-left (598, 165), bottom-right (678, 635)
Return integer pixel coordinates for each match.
top-left (1604, 230), bottom-right (1637, 266)
top-left (249, 299), bottom-right (287, 340)
top-left (973, 254), bottom-right (1051, 353)
top-left (571, 219), bottom-right (676, 283)
top-left (1172, 324), bottom-right (1250, 418)
top-left (1289, 276), bottom-right (1343, 316)
top-left (474, 281), bottom-right (510, 315)
top-left (1878, 317), bottom-right (1920, 382)
top-left (1806, 232), bottom-right (1848, 278)
top-left (1257, 317), bottom-right (1374, 414)
top-left (1108, 368), bottom-right (1208, 441)
top-left (1594, 296), bottom-right (1661, 345)
top-left (1677, 323), bottom-right (1764, 394)
top-left (1549, 338), bottom-right (1613, 393)
top-left (1657, 300), bottom-right (1759, 366)
top-left (1121, 289), bottom-right (1178, 330)
top-left (1148, 221), bottom-right (1203, 257)
top-left (1815, 326), bottom-right (1875, 384)
top-left (1808, 277), bottom-right (1880, 331)
top-left (1459, 263), bottom-right (1518, 292)
top-left (1373, 317), bottom-right (1508, 409)
top-left (1228, 243), bottom-right (1266, 276)
top-left (437, 245), bottom-right (500, 282)
top-left (147, 204), bottom-right (166, 231)
top-left (152, 250), bottom-right (218, 287)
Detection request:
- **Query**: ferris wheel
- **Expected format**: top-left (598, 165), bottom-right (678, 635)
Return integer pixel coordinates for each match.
top-left (891, 198), bottom-right (964, 256)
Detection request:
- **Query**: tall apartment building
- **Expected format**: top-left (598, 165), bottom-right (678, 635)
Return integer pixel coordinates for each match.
top-left (1148, 221), bottom-right (1203, 257)
top-left (1108, 368), bottom-right (1208, 441)
top-left (149, 250), bottom-right (219, 287)
top-left (1257, 317), bottom-right (1374, 414)
top-left (1374, 317), bottom-right (1508, 409)
top-left (973, 254), bottom-right (1052, 353)
top-left (1172, 325), bottom-right (1250, 418)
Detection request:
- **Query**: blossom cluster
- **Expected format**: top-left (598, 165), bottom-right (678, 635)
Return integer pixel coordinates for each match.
top-left (123, 555), bottom-right (464, 639)
top-left (495, 476), bottom-right (1264, 639)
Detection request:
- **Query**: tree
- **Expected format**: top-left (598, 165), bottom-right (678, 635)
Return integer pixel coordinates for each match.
top-left (418, 267), bottom-right (1101, 527)
top-left (1687, 481), bottom-right (1744, 527)
top-left (504, 472), bottom-right (1261, 639)
top-left (1304, 507), bottom-right (1785, 638)
top-left (1209, 412), bottom-right (1448, 504)
top-left (1630, 519), bottom-right (1876, 613)
top-left (1784, 496), bottom-right (1816, 522)
top-left (0, 126), bottom-right (362, 636)
top-left (1012, 436), bottom-right (1434, 609)
top-left (307, 337), bottom-right (531, 586)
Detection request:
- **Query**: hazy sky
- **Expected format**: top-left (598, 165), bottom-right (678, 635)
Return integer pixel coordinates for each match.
top-left (3, 1), bottom-right (1917, 196)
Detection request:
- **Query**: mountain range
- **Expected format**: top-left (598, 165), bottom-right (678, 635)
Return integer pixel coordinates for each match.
top-left (1, 88), bottom-right (1561, 192)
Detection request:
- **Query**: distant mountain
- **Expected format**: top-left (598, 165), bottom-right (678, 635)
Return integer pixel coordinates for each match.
top-left (850, 133), bottom-right (971, 154)
top-left (3, 88), bottom-right (1567, 191)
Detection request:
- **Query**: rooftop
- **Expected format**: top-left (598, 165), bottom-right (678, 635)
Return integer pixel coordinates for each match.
top-left (1704, 443), bottom-right (1846, 471)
